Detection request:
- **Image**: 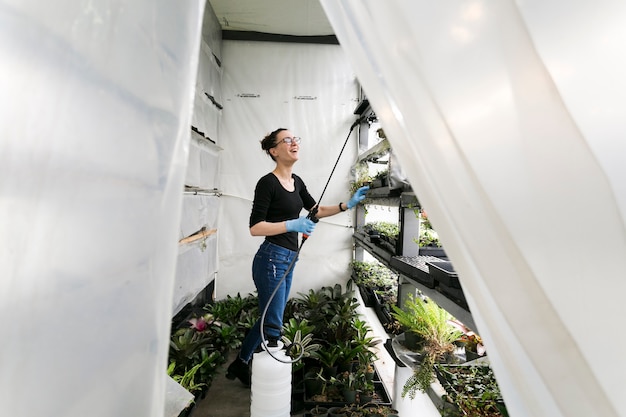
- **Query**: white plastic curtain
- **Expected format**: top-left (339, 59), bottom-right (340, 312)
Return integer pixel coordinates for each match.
top-left (216, 40), bottom-right (360, 299)
top-left (0, 1), bottom-right (205, 416)
top-left (321, 1), bottom-right (626, 417)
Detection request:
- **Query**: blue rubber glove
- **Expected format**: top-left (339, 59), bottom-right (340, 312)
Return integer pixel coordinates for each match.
top-left (347, 186), bottom-right (370, 209)
top-left (285, 216), bottom-right (316, 235)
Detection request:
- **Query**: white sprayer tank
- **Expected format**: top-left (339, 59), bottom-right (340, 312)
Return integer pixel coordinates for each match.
top-left (250, 340), bottom-right (292, 417)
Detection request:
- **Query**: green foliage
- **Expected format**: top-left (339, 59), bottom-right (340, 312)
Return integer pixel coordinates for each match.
top-left (205, 292), bottom-right (259, 333)
top-left (336, 403), bottom-right (399, 417)
top-left (392, 294), bottom-right (461, 344)
top-left (401, 354), bottom-right (437, 399)
top-left (393, 294), bottom-right (463, 397)
top-left (314, 344), bottom-right (343, 373)
top-left (364, 221), bottom-right (399, 240)
top-left (350, 260), bottom-right (396, 290)
top-left (418, 226), bottom-right (441, 247)
top-left (282, 318), bottom-right (321, 372)
top-left (416, 209), bottom-right (441, 247)
top-left (285, 284), bottom-right (382, 404)
top-left (436, 364), bottom-right (508, 417)
top-left (391, 294), bottom-right (430, 337)
top-left (350, 162), bottom-right (373, 195)
top-left (167, 293), bottom-right (258, 394)
top-left (350, 260), bottom-right (398, 334)
top-left (373, 169), bottom-right (389, 181)
top-left (289, 284), bottom-right (361, 346)
top-left (168, 322), bottom-right (226, 394)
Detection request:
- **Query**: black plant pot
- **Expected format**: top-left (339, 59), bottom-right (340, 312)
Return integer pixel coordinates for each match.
top-left (305, 376), bottom-right (324, 397)
top-left (465, 347), bottom-right (485, 362)
top-left (310, 405), bottom-right (329, 416)
top-left (358, 285), bottom-right (376, 307)
top-left (403, 331), bottom-right (425, 351)
top-left (328, 406), bottom-right (348, 417)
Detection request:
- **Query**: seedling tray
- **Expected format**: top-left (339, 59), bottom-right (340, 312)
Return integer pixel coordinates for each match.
top-left (426, 261), bottom-right (460, 288)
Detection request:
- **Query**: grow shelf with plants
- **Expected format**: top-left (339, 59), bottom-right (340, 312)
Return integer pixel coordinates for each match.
top-left (361, 221), bottom-right (400, 255)
top-left (434, 362), bottom-right (509, 417)
top-left (353, 229), bottom-right (395, 265)
top-left (350, 260), bottom-right (397, 309)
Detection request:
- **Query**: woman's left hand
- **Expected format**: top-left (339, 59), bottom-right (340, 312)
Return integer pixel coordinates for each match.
top-left (348, 186), bottom-right (370, 209)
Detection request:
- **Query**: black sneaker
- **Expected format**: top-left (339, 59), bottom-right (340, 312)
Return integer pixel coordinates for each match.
top-left (226, 356), bottom-right (251, 387)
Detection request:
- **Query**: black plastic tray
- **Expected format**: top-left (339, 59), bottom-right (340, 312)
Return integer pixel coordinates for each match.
top-left (426, 261), bottom-right (460, 288)
top-left (390, 255), bottom-right (437, 288)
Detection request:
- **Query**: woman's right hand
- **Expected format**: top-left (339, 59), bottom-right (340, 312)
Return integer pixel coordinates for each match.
top-left (285, 216), bottom-right (316, 235)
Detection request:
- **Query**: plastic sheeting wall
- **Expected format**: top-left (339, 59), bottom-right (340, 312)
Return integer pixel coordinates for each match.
top-left (321, 1), bottom-right (626, 417)
top-left (216, 40), bottom-right (361, 298)
top-left (0, 1), bottom-right (205, 416)
top-left (174, 193), bottom-right (220, 315)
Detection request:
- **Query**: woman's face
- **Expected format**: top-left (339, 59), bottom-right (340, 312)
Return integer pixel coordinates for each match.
top-left (271, 130), bottom-right (300, 163)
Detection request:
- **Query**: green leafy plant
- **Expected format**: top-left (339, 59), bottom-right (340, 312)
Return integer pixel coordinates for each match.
top-left (335, 402), bottom-right (399, 417)
top-left (436, 364), bottom-right (508, 417)
top-left (314, 344), bottom-right (343, 376)
top-left (205, 292), bottom-right (259, 334)
top-left (350, 260), bottom-right (396, 290)
top-left (168, 300), bottom-right (254, 395)
top-left (282, 321), bottom-right (321, 374)
top-left (364, 221), bottom-right (399, 241)
top-left (351, 318), bottom-right (380, 367)
top-left (360, 403), bottom-right (401, 417)
top-left (336, 370), bottom-right (358, 391)
top-left (373, 169), bottom-right (388, 181)
top-left (392, 294), bottom-right (463, 398)
top-left (168, 327), bottom-right (224, 395)
top-left (391, 294), bottom-right (431, 339)
top-left (350, 162), bottom-right (373, 195)
top-left (168, 360), bottom-right (206, 395)
top-left (416, 209), bottom-right (441, 247)
top-left (450, 319), bottom-right (486, 359)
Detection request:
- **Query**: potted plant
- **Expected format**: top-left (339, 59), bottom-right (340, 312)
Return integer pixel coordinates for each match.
top-left (315, 344), bottom-right (343, 377)
top-left (282, 318), bottom-right (321, 367)
top-left (371, 169), bottom-right (389, 188)
top-left (360, 403), bottom-right (400, 417)
top-left (328, 405), bottom-right (349, 417)
top-left (391, 293), bottom-right (463, 398)
top-left (357, 378), bottom-right (375, 404)
top-left (310, 405), bottom-right (330, 416)
top-left (168, 314), bottom-right (230, 398)
top-left (450, 319), bottom-right (486, 362)
top-left (390, 295), bottom-right (429, 351)
top-left (285, 284), bottom-right (393, 409)
top-left (364, 221), bottom-right (399, 252)
top-left (335, 370), bottom-right (358, 404)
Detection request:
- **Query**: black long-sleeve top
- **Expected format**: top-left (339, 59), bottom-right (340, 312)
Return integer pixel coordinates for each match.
top-left (249, 173), bottom-right (316, 251)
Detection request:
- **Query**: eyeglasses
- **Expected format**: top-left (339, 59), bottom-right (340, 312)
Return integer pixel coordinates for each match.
top-left (277, 136), bottom-right (301, 145)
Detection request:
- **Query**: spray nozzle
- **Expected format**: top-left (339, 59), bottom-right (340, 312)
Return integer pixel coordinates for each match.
top-left (307, 206), bottom-right (319, 223)
top-left (302, 206), bottom-right (319, 242)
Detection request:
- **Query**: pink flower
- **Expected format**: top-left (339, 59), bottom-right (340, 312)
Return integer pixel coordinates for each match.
top-left (189, 317), bottom-right (208, 331)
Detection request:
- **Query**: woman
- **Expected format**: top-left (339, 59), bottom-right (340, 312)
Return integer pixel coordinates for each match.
top-left (226, 128), bottom-right (369, 386)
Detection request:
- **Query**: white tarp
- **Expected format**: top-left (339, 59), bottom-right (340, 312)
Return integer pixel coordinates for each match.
top-left (216, 40), bottom-right (360, 298)
top-left (321, 1), bottom-right (626, 416)
top-left (0, 1), bottom-right (205, 416)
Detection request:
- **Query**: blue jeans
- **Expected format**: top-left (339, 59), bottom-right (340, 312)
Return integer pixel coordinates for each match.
top-left (239, 240), bottom-right (298, 363)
